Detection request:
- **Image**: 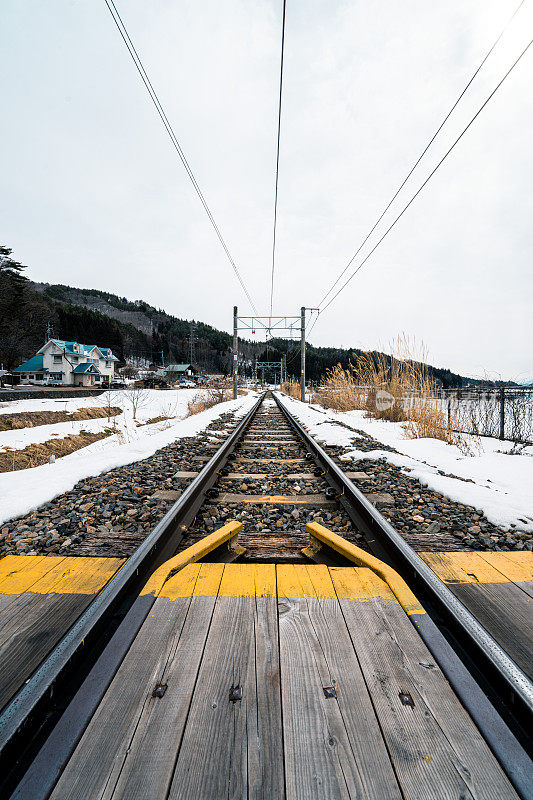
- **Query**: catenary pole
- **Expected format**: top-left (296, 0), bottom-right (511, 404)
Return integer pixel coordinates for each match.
top-left (233, 306), bottom-right (238, 400)
top-left (300, 306), bottom-right (306, 401)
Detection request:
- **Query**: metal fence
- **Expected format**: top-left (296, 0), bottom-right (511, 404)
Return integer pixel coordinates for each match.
top-left (443, 387), bottom-right (533, 444)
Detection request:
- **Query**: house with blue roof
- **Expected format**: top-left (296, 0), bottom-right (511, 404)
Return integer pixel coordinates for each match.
top-left (13, 339), bottom-right (119, 387)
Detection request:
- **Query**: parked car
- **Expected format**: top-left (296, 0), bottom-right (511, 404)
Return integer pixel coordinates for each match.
top-left (109, 381), bottom-right (126, 389)
top-left (178, 380), bottom-right (196, 388)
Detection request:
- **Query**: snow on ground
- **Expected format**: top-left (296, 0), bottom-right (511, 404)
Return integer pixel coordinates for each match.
top-left (0, 389), bottom-right (197, 450)
top-left (0, 389), bottom-right (258, 526)
top-left (276, 393), bottom-right (533, 533)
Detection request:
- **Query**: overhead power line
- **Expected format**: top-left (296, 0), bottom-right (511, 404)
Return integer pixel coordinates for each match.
top-left (269, 0), bottom-right (287, 319)
top-left (103, 0), bottom-right (258, 314)
top-left (312, 36), bottom-right (532, 324)
top-left (316, 0), bottom-right (527, 310)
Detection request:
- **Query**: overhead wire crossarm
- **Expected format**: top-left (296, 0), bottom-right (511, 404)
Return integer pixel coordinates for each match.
top-left (103, 0), bottom-right (258, 314)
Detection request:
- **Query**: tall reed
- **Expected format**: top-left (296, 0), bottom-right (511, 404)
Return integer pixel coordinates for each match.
top-left (314, 335), bottom-right (473, 448)
top-left (281, 379), bottom-right (300, 399)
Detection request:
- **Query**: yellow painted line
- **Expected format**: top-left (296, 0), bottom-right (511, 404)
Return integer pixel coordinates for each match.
top-left (418, 552), bottom-right (472, 584)
top-left (479, 552), bottom-right (533, 582)
top-left (218, 563), bottom-right (257, 597)
top-left (277, 564), bottom-right (337, 599)
top-left (158, 563), bottom-right (201, 599)
top-left (254, 564), bottom-right (277, 598)
top-left (212, 563), bottom-right (276, 598)
top-left (0, 556), bottom-right (126, 596)
top-left (305, 522), bottom-right (425, 615)
top-left (32, 557), bottom-right (125, 595)
top-left (141, 521), bottom-right (243, 597)
top-left (223, 495), bottom-right (325, 505)
top-left (330, 566), bottom-right (398, 603)
top-left (418, 551), bottom-right (533, 585)
top-left (160, 563), bottom-right (226, 600)
top-left (247, 458), bottom-right (306, 463)
top-left (0, 556), bottom-right (66, 595)
top-left (495, 551), bottom-right (533, 574)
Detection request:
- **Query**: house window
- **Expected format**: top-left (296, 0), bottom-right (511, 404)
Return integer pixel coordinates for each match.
top-left (72, 356), bottom-right (78, 363)
top-left (53, 355), bottom-right (62, 364)
top-left (106, 360), bottom-right (110, 367)
top-left (95, 375), bottom-right (101, 381)
top-left (35, 374), bottom-right (43, 380)
top-left (50, 373), bottom-right (62, 380)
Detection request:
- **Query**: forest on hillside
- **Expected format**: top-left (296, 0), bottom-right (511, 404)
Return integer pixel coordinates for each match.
top-left (1, 246), bottom-right (479, 387)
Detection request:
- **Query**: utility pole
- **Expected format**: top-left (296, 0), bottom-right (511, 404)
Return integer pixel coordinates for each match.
top-left (300, 306), bottom-right (306, 401)
top-left (499, 387), bottom-right (505, 440)
top-left (189, 321), bottom-right (196, 365)
top-left (233, 306), bottom-right (238, 399)
top-left (282, 353), bottom-right (286, 384)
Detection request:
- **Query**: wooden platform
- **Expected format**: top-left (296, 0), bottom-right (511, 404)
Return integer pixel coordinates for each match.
top-left (49, 562), bottom-right (518, 799)
top-left (0, 555), bottom-right (125, 711)
top-left (419, 551), bottom-right (533, 679)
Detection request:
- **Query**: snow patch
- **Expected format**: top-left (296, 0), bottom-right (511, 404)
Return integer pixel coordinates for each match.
top-left (275, 393), bottom-right (533, 533)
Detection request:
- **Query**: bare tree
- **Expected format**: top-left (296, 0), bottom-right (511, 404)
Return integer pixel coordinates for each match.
top-left (125, 386), bottom-right (150, 420)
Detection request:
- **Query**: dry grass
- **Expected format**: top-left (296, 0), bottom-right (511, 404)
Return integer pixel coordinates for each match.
top-left (281, 379), bottom-right (300, 399)
top-left (186, 384), bottom-right (231, 416)
top-left (141, 415), bottom-right (175, 426)
top-left (312, 365), bottom-right (367, 412)
top-left (0, 406), bottom-right (122, 431)
top-left (0, 430), bottom-right (113, 472)
top-left (313, 335), bottom-right (475, 449)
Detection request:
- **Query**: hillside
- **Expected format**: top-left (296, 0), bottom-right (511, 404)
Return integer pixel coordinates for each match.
top-left (1, 246), bottom-right (478, 386)
top-left (31, 283), bottom-right (470, 387)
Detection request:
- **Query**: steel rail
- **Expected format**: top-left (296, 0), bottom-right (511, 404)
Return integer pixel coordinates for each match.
top-left (0, 392), bottom-right (265, 786)
top-left (274, 392), bottom-right (533, 798)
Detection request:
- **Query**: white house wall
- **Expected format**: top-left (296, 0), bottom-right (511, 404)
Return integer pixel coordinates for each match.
top-left (26, 342), bottom-right (116, 386)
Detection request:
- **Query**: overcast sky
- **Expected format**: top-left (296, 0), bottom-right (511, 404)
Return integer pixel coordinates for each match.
top-left (2, 0), bottom-right (532, 380)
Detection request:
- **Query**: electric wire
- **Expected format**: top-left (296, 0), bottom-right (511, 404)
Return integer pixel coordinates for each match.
top-left (103, 0), bottom-right (258, 314)
top-left (316, 0), bottom-right (527, 310)
top-left (269, 0), bottom-right (287, 320)
top-left (308, 35), bottom-right (532, 335)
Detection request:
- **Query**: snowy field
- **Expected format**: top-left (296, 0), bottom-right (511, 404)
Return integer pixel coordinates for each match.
top-left (277, 393), bottom-right (533, 534)
top-left (0, 389), bottom-right (258, 526)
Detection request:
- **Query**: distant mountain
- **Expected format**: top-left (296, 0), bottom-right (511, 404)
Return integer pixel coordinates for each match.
top-left (28, 282), bottom-right (473, 388)
top-left (0, 245), bottom-right (484, 386)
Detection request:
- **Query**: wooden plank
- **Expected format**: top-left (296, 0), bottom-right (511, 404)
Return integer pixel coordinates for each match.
top-left (277, 564), bottom-right (401, 800)
top-left (0, 555), bottom-right (65, 594)
top-left (224, 472), bottom-right (318, 480)
top-left (237, 457), bottom-right (307, 464)
top-left (478, 551), bottom-right (533, 588)
top-left (331, 567), bottom-right (519, 799)
top-left (50, 563), bottom-right (218, 800)
top-left (107, 564), bottom-right (225, 800)
top-left (167, 564), bottom-right (284, 800)
top-left (418, 552), bottom-right (472, 583)
top-left (218, 492), bottom-right (335, 506)
top-left (0, 557), bottom-right (124, 711)
top-left (451, 582), bottom-right (533, 679)
top-left (420, 551), bottom-right (533, 598)
top-left (492, 550), bottom-right (533, 576)
top-left (0, 593), bottom-right (89, 710)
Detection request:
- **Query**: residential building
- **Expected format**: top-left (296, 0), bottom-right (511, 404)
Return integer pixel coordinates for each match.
top-left (13, 339), bottom-right (119, 387)
top-left (157, 363), bottom-right (199, 384)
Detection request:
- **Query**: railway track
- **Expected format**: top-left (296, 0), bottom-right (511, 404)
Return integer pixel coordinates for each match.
top-left (0, 391), bottom-right (532, 798)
